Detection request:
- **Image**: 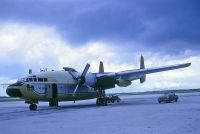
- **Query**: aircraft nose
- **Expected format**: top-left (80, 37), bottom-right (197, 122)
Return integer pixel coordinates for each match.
top-left (6, 86), bottom-right (22, 97)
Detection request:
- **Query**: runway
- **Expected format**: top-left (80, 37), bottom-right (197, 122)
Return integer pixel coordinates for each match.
top-left (0, 93), bottom-right (200, 134)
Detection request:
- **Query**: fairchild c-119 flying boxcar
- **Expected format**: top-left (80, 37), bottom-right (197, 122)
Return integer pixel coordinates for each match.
top-left (6, 56), bottom-right (190, 110)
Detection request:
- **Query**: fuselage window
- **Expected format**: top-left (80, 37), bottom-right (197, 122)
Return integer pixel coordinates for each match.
top-left (44, 78), bottom-right (48, 82)
top-left (33, 84), bottom-right (45, 94)
top-left (57, 84), bottom-right (66, 94)
top-left (28, 78), bottom-right (33, 82)
top-left (38, 78), bottom-right (43, 82)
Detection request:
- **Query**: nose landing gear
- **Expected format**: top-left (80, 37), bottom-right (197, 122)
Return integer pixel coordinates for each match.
top-left (29, 103), bottom-right (37, 111)
top-left (25, 100), bottom-right (38, 111)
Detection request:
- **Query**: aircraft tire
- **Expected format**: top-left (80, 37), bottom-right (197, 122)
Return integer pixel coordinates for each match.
top-left (29, 104), bottom-right (37, 111)
top-left (96, 98), bottom-right (107, 106)
top-left (103, 98), bottom-right (107, 106)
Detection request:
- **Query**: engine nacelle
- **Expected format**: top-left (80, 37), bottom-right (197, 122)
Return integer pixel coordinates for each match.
top-left (116, 78), bottom-right (132, 87)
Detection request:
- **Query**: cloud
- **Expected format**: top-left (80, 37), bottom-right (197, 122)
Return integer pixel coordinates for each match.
top-left (0, 23), bottom-right (199, 96)
top-left (0, 0), bottom-right (199, 52)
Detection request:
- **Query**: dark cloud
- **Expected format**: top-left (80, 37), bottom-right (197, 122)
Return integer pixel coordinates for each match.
top-left (0, 0), bottom-right (200, 52)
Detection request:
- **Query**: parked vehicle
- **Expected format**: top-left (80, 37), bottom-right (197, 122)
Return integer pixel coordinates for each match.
top-left (106, 95), bottom-right (121, 103)
top-left (158, 93), bottom-right (178, 103)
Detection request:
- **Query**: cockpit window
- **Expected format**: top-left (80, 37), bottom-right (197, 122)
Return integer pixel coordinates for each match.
top-left (19, 77), bottom-right (48, 82)
top-left (33, 78), bottom-right (37, 82)
top-left (28, 78), bottom-right (33, 82)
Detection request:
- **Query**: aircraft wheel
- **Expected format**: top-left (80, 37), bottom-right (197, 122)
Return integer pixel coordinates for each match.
top-left (117, 98), bottom-right (121, 103)
top-left (96, 98), bottom-right (100, 105)
top-left (103, 98), bottom-right (107, 106)
top-left (29, 104), bottom-right (37, 111)
top-left (96, 98), bottom-right (107, 106)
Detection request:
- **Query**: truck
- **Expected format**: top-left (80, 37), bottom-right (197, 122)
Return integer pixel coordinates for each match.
top-left (158, 93), bottom-right (178, 103)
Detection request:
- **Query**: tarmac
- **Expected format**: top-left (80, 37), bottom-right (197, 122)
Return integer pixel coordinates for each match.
top-left (0, 93), bottom-right (200, 134)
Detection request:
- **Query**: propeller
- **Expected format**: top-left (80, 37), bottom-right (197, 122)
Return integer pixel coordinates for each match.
top-left (72, 64), bottom-right (90, 96)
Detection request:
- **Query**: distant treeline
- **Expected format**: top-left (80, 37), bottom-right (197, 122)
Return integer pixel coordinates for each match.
top-left (112, 88), bottom-right (200, 96)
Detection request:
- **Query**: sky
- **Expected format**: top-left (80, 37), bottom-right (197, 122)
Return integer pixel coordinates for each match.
top-left (0, 0), bottom-right (200, 96)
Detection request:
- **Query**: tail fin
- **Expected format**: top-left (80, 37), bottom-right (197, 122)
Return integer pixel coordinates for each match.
top-left (140, 55), bottom-right (146, 83)
top-left (99, 61), bottom-right (104, 73)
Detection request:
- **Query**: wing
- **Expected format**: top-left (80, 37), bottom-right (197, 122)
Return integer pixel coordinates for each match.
top-left (115, 63), bottom-right (191, 81)
top-left (96, 57), bottom-right (191, 88)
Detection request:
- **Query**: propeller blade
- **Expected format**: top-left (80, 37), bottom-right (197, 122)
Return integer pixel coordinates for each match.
top-left (68, 70), bottom-right (78, 80)
top-left (81, 64), bottom-right (90, 77)
top-left (73, 63), bottom-right (90, 96)
top-left (86, 85), bottom-right (94, 92)
top-left (73, 83), bottom-right (80, 96)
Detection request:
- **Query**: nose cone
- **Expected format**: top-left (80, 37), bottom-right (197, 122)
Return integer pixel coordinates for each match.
top-left (6, 86), bottom-right (22, 97)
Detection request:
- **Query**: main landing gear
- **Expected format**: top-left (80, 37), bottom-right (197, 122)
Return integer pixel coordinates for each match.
top-left (96, 97), bottom-right (108, 106)
top-left (96, 89), bottom-right (107, 106)
top-left (49, 100), bottom-right (59, 107)
top-left (96, 90), bottom-right (121, 106)
top-left (96, 90), bottom-right (106, 106)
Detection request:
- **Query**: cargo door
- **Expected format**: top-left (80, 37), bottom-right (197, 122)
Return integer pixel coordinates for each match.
top-left (52, 83), bottom-right (58, 98)
top-left (46, 84), bottom-right (53, 99)
top-left (45, 83), bottom-right (58, 99)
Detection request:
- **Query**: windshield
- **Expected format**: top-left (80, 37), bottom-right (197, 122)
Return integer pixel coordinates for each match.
top-left (18, 77), bottom-right (48, 82)
top-left (18, 78), bottom-right (28, 82)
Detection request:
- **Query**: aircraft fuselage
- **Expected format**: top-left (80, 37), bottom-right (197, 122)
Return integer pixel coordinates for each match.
top-left (6, 71), bottom-right (99, 103)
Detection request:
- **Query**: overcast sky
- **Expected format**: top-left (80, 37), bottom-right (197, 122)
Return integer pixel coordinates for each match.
top-left (0, 0), bottom-right (200, 96)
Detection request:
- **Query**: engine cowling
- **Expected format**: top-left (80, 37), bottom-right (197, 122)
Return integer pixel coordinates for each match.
top-left (116, 78), bottom-right (132, 87)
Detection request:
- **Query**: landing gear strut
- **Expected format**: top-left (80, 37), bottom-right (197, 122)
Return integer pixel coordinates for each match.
top-left (25, 101), bottom-right (38, 111)
top-left (29, 104), bottom-right (37, 111)
top-left (96, 89), bottom-right (107, 106)
top-left (49, 100), bottom-right (58, 107)
top-left (96, 98), bottom-right (107, 106)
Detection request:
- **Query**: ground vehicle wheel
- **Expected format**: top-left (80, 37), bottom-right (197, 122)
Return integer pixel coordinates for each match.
top-left (111, 100), bottom-right (115, 103)
top-left (29, 104), bottom-right (37, 111)
top-left (175, 98), bottom-right (178, 102)
top-left (117, 98), bottom-right (121, 103)
top-left (158, 101), bottom-right (161, 104)
top-left (166, 100), bottom-right (171, 103)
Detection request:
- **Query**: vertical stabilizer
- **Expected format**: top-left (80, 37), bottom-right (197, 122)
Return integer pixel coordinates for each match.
top-left (99, 61), bottom-right (104, 73)
top-left (140, 55), bottom-right (145, 69)
top-left (140, 55), bottom-right (146, 83)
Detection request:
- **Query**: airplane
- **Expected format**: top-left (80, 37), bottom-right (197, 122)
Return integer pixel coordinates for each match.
top-left (6, 56), bottom-right (191, 110)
